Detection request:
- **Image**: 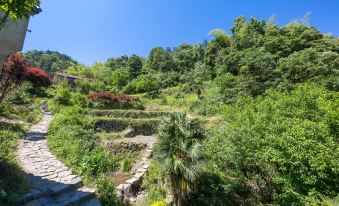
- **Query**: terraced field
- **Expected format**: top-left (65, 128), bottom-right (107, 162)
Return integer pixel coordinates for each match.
top-left (90, 108), bottom-right (175, 205)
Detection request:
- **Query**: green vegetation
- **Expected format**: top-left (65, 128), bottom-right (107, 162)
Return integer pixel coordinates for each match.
top-left (47, 106), bottom-right (116, 178)
top-left (206, 84), bottom-right (338, 205)
top-left (24, 50), bottom-right (79, 73)
top-left (94, 117), bottom-right (160, 135)
top-left (0, 123), bottom-right (28, 204)
top-left (1, 14), bottom-right (337, 206)
top-left (154, 114), bottom-right (206, 206)
top-left (91, 109), bottom-right (173, 119)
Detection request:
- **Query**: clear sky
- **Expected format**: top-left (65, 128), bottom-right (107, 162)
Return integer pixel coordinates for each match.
top-left (23, 0), bottom-right (339, 65)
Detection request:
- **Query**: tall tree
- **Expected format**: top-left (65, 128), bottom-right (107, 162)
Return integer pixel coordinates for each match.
top-left (146, 47), bottom-right (176, 72)
top-left (127, 54), bottom-right (142, 78)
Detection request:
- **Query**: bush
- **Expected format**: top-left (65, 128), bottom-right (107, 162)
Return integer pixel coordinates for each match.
top-left (205, 83), bottom-right (339, 205)
top-left (96, 176), bottom-right (122, 206)
top-left (0, 53), bottom-right (26, 104)
top-left (87, 92), bottom-right (142, 109)
top-left (52, 81), bottom-right (72, 106)
top-left (24, 67), bottom-right (52, 87)
top-left (123, 75), bottom-right (158, 94)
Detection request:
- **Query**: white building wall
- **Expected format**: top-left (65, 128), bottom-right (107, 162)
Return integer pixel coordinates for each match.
top-left (0, 12), bottom-right (29, 67)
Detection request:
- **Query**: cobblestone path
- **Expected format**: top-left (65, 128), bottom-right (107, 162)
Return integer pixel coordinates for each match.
top-left (16, 112), bottom-right (101, 206)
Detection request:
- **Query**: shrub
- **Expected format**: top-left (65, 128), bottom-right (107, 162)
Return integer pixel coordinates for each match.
top-left (87, 92), bottom-right (142, 109)
top-left (0, 53), bottom-right (26, 104)
top-left (123, 75), bottom-right (158, 94)
top-left (23, 67), bottom-right (52, 87)
top-left (206, 83), bottom-right (339, 205)
top-left (96, 176), bottom-right (122, 206)
top-left (52, 81), bottom-right (72, 106)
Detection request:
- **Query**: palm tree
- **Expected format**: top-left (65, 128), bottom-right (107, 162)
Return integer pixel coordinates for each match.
top-left (321, 195), bottom-right (339, 206)
top-left (154, 113), bottom-right (206, 206)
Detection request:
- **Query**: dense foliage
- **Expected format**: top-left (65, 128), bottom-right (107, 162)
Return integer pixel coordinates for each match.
top-left (17, 15), bottom-right (339, 205)
top-left (87, 92), bottom-right (139, 103)
top-left (0, 53), bottom-right (26, 104)
top-left (24, 50), bottom-right (79, 73)
top-left (206, 84), bottom-right (338, 205)
top-left (24, 67), bottom-right (52, 87)
top-left (48, 106), bottom-right (117, 178)
top-left (154, 114), bottom-right (206, 206)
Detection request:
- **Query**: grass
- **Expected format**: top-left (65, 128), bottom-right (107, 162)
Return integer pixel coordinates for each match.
top-left (0, 123), bottom-right (29, 205)
top-left (0, 100), bottom-right (43, 124)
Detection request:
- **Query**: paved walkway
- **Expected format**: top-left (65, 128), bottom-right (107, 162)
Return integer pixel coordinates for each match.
top-left (16, 112), bottom-right (100, 206)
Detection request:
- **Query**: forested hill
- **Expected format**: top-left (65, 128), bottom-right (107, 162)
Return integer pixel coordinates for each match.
top-left (25, 16), bottom-right (338, 100)
top-left (23, 50), bottom-right (79, 73)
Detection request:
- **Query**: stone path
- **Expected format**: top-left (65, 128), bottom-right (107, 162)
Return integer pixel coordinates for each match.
top-left (16, 112), bottom-right (101, 206)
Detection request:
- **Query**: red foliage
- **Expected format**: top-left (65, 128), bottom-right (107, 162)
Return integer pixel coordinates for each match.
top-left (0, 53), bottom-right (27, 104)
top-left (24, 67), bottom-right (52, 87)
top-left (1, 53), bottom-right (26, 83)
top-left (87, 92), bottom-right (139, 103)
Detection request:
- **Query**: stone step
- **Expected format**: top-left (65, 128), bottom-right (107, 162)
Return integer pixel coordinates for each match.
top-left (49, 177), bottom-right (83, 196)
top-left (53, 187), bottom-right (96, 206)
top-left (17, 178), bottom-right (83, 205)
top-left (78, 198), bottom-right (102, 206)
top-left (23, 187), bottom-right (96, 206)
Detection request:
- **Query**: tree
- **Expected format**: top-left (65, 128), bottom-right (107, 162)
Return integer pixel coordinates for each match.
top-left (231, 16), bottom-right (266, 50)
top-left (173, 44), bottom-right (198, 73)
top-left (154, 113), bottom-right (206, 206)
top-left (276, 48), bottom-right (338, 84)
top-left (127, 54), bottom-right (143, 78)
top-left (105, 55), bottom-right (129, 70)
top-left (146, 47), bottom-right (176, 72)
top-left (0, 0), bottom-right (41, 28)
top-left (0, 53), bottom-right (26, 104)
top-left (205, 29), bottom-right (231, 76)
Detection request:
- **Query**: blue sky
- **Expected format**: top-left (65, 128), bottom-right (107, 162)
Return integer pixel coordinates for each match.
top-left (23, 0), bottom-right (339, 65)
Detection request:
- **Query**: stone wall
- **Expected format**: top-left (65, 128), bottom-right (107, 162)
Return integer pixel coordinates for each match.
top-left (0, 12), bottom-right (29, 67)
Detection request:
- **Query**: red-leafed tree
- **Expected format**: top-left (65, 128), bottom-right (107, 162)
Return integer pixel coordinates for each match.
top-left (0, 53), bottom-right (26, 104)
top-left (24, 67), bottom-right (52, 87)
